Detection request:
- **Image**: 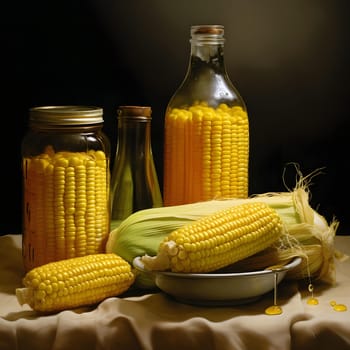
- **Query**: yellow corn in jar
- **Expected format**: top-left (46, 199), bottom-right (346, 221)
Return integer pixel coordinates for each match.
top-left (21, 106), bottom-right (110, 272)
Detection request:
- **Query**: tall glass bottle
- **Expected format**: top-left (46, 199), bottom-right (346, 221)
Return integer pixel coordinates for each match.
top-left (110, 106), bottom-right (163, 230)
top-left (163, 24), bottom-right (249, 206)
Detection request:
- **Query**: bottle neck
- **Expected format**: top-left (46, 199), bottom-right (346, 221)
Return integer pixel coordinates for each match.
top-left (116, 118), bottom-right (151, 157)
top-left (189, 41), bottom-right (226, 74)
top-left (189, 25), bottom-right (227, 74)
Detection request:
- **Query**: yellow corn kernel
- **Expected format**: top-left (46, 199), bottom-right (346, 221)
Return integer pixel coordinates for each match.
top-left (74, 161), bottom-right (87, 256)
top-left (53, 160), bottom-right (67, 261)
top-left (163, 103), bottom-right (249, 206)
top-left (174, 110), bottom-right (186, 204)
top-left (16, 253), bottom-right (135, 312)
top-left (64, 165), bottom-right (76, 258)
top-left (201, 110), bottom-right (213, 201)
top-left (141, 202), bottom-right (283, 273)
top-left (210, 113), bottom-right (222, 198)
top-left (184, 110), bottom-right (193, 202)
top-left (85, 159), bottom-right (97, 254)
top-left (191, 109), bottom-right (203, 201)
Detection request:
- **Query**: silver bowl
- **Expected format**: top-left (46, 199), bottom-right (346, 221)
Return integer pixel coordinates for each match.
top-left (133, 256), bottom-right (302, 306)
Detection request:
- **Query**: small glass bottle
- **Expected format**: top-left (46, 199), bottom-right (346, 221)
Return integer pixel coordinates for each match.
top-left (21, 106), bottom-right (110, 272)
top-left (110, 106), bottom-right (163, 230)
top-left (163, 25), bottom-right (249, 206)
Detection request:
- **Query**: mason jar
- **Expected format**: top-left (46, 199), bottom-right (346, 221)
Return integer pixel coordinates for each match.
top-left (21, 105), bottom-right (110, 271)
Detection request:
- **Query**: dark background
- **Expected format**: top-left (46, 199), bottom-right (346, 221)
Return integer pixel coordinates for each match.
top-left (2, 0), bottom-right (349, 235)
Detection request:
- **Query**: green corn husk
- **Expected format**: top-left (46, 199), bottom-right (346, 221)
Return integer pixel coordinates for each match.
top-left (106, 170), bottom-right (347, 289)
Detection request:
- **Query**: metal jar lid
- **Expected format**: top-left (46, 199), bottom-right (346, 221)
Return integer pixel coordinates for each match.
top-left (29, 106), bottom-right (104, 126)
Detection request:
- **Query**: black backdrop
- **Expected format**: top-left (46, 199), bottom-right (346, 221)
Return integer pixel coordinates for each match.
top-left (2, 0), bottom-right (349, 235)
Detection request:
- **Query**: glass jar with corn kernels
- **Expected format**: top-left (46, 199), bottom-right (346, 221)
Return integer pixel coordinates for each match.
top-left (21, 106), bottom-right (111, 272)
top-left (163, 24), bottom-right (249, 206)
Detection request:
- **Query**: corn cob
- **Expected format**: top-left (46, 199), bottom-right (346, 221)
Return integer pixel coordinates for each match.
top-left (140, 202), bottom-right (284, 273)
top-left (163, 102), bottom-right (249, 206)
top-left (16, 253), bottom-right (135, 312)
top-left (23, 147), bottom-right (109, 272)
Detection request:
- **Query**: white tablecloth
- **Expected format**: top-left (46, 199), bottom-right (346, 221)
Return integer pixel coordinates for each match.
top-left (1, 234), bottom-right (350, 350)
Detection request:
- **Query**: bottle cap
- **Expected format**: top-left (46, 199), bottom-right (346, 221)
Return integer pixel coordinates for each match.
top-left (191, 24), bottom-right (224, 35)
top-left (117, 106), bottom-right (152, 120)
top-left (190, 25), bottom-right (225, 44)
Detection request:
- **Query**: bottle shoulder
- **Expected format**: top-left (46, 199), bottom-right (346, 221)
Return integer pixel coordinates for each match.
top-left (169, 73), bottom-right (246, 110)
top-left (168, 56), bottom-right (246, 110)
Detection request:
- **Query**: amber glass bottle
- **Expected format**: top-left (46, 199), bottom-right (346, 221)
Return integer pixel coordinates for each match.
top-left (163, 25), bottom-right (249, 206)
top-left (110, 106), bottom-right (163, 230)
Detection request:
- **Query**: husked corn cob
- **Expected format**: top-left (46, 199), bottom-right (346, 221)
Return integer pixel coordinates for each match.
top-left (163, 102), bottom-right (249, 206)
top-left (23, 146), bottom-right (109, 272)
top-left (141, 202), bottom-right (283, 273)
top-left (16, 253), bottom-right (135, 312)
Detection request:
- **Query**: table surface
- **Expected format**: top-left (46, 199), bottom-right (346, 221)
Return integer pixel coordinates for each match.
top-left (1, 234), bottom-right (350, 350)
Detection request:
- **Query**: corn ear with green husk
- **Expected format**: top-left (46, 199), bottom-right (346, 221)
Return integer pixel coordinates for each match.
top-left (106, 169), bottom-right (347, 288)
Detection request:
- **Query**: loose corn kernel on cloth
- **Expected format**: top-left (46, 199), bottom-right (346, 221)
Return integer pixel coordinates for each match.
top-left (1, 234), bottom-right (350, 350)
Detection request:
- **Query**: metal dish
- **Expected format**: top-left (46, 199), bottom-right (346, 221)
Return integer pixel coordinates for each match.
top-left (133, 256), bottom-right (302, 306)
